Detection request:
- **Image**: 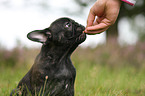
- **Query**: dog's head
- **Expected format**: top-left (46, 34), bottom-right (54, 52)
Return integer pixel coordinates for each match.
top-left (27, 17), bottom-right (86, 46)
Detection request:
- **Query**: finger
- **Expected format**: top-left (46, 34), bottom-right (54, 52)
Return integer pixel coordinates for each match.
top-left (95, 16), bottom-right (105, 24)
top-left (85, 27), bottom-right (109, 35)
top-left (86, 22), bottom-right (109, 31)
top-left (93, 18), bottom-right (99, 25)
top-left (84, 20), bottom-right (102, 33)
top-left (87, 9), bottom-right (96, 27)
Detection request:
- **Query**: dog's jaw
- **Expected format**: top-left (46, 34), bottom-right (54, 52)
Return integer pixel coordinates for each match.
top-left (76, 33), bottom-right (86, 44)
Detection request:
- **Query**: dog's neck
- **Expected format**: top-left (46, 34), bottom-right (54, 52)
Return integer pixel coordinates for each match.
top-left (38, 43), bottom-right (78, 65)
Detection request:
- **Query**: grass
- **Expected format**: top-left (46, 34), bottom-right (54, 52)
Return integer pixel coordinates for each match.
top-left (75, 65), bottom-right (145, 96)
top-left (0, 42), bottom-right (145, 96)
top-left (0, 66), bottom-right (28, 96)
top-left (0, 62), bottom-right (144, 96)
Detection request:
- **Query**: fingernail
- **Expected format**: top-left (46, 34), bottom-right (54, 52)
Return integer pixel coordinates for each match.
top-left (84, 29), bottom-right (87, 33)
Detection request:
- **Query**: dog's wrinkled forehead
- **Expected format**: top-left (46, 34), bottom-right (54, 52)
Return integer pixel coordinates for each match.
top-left (51, 18), bottom-right (74, 25)
top-left (49, 18), bottom-right (78, 31)
top-left (52, 18), bottom-right (71, 24)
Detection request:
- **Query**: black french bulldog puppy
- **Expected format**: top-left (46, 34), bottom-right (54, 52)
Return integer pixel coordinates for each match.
top-left (10, 17), bottom-right (86, 96)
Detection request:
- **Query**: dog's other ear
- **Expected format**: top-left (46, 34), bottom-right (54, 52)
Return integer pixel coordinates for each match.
top-left (27, 29), bottom-right (51, 43)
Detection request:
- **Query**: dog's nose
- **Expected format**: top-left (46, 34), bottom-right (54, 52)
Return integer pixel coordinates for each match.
top-left (76, 25), bottom-right (85, 32)
top-left (77, 27), bottom-right (83, 32)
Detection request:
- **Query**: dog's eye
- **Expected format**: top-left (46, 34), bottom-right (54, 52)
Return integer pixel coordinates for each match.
top-left (65, 22), bottom-right (71, 28)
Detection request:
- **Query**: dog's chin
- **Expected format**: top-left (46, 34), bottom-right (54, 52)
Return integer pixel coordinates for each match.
top-left (75, 33), bottom-right (86, 44)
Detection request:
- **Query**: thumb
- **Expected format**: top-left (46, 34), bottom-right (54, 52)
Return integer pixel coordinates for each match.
top-left (86, 9), bottom-right (95, 27)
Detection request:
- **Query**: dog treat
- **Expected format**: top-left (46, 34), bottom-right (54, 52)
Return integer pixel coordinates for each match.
top-left (10, 17), bottom-right (86, 96)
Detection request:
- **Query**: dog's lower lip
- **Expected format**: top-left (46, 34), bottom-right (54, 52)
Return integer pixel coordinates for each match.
top-left (79, 33), bottom-right (86, 38)
top-left (82, 30), bottom-right (85, 33)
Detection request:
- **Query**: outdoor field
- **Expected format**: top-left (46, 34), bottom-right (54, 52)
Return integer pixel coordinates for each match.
top-left (0, 0), bottom-right (144, 96)
top-left (0, 42), bottom-right (145, 96)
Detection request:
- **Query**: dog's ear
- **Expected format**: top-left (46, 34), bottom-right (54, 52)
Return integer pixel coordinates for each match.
top-left (27, 29), bottom-right (51, 43)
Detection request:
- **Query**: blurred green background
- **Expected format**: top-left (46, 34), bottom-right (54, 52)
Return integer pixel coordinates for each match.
top-left (0, 42), bottom-right (145, 95)
top-left (0, 0), bottom-right (145, 96)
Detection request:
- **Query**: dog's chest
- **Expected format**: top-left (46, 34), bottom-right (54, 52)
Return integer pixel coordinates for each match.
top-left (54, 60), bottom-right (76, 79)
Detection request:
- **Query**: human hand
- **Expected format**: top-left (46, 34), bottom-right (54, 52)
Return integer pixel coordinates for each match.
top-left (84, 0), bottom-right (121, 34)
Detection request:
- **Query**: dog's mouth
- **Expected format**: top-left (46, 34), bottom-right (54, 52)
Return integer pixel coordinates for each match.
top-left (67, 24), bottom-right (86, 39)
top-left (75, 26), bottom-right (86, 44)
top-left (75, 32), bottom-right (86, 44)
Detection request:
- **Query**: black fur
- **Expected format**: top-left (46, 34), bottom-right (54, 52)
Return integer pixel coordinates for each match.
top-left (10, 17), bottom-right (86, 96)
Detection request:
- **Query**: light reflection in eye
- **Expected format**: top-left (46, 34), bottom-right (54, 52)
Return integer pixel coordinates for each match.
top-left (65, 22), bottom-right (71, 28)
